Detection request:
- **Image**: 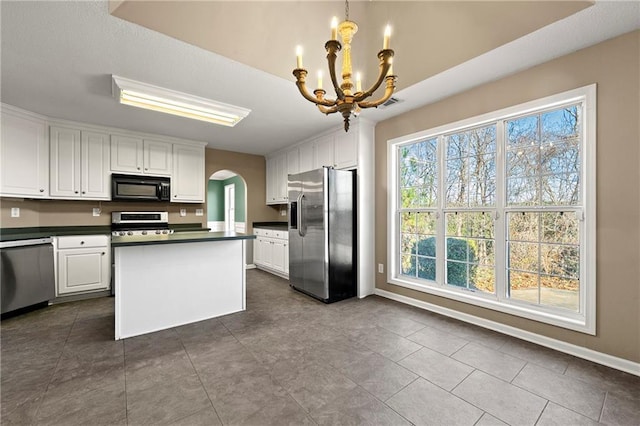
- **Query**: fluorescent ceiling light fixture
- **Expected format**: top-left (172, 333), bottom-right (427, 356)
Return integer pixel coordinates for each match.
top-left (112, 75), bottom-right (250, 127)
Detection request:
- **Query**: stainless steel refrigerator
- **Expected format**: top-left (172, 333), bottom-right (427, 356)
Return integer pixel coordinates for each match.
top-left (288, 167), bottom-right (356, 303)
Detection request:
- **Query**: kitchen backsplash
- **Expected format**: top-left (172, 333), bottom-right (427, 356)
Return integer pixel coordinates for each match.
top-left (0, 198), bottom-right (205, 228)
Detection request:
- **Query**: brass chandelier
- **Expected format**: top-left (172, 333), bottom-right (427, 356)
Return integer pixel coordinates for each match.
top-left (293, 0), bottom-right (396, 132)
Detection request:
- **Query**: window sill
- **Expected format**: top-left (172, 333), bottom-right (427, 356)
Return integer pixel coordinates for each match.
top-left (387, 276), bottom-right (594, 335)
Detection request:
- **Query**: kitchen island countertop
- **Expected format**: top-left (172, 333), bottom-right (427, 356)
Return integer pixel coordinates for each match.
top-left (111, 231), bottom-right (255, 247)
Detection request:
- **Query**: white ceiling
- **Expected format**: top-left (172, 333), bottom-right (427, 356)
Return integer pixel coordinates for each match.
top-left (1, 1), bottom-right (638, 156)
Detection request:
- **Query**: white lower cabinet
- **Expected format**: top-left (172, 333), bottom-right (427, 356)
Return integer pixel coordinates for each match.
top-left (253, 228), bottom-right (288, 279)
top-left (54, 235), bottom-right (110, 296)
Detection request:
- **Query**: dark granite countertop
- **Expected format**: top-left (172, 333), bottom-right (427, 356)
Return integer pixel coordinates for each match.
top-left (252, 221), bottom-right (288, 231)
top-left (0, 224), bottom-right (209, 242)
top-left (0, 226), bottom-right (111, 242)
top-left (112, 231), bottom-right (255, 247)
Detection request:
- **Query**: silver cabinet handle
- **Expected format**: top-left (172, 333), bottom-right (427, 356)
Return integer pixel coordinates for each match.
top-left (74, 191), bottom-right (79, 194)
top-left (101, 252), bottom-right (105, 255)
top-left (80, 241), bottom-right (85, 245)
top-left (39, 189), bottom-right (44, 192)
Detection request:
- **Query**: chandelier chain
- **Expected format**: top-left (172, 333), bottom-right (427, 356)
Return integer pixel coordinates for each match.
top-left (345, 0), bottom-right (349, 20)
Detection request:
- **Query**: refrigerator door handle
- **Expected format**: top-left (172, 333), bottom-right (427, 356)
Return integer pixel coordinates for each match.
top-left (297, 193), bottom-right (306, 237)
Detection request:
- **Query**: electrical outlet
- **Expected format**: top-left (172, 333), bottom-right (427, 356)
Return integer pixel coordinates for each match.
top-left (10, 207), bottom-right (20, 218)
top-left (378, 263), bottom-right (384, 274)
top-left (195, 209), bottom-right (203, 216)
top-left (180, 208), bottom-right (187, 217)
top-left (92, 208), bottom-right (101, 217)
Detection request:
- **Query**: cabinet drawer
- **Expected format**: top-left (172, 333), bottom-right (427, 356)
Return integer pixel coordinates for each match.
top-left (272, 230), bottom-right (288, 240)
top-left (254, 228), bottom-right (269, 237)
top-left (56, 235), bottom-right (109, 249)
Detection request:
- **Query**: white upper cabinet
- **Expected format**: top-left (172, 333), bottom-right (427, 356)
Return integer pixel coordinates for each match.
top-left (314, 134), bottom-right (335, 169)
top-left (110, 135), bottom-right (143, 173)
top-left (110, 136), bottom-right (172, 176)
top-left (334, 128), bottom-right (358, 169)
top-left (298, 143), bottom-right (315, 173)
top-left (266, 151), bottom-right (288, 204)
top-left (287, 147), bottom-right (299, 177)
top-left (50, 126), bottom-right (110, 200)
top-left (172, 143), bottom-right (204, 203)
top-left (0, 107), bottom-right (49, 198)
top-left (143, 139), bottom-right (172, 175)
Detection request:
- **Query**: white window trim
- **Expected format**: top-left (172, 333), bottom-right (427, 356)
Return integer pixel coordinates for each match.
top-left (387, 84), bottom-right (596, 334)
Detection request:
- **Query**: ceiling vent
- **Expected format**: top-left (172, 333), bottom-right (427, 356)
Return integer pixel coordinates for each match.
top-left (379, 97), bottom-right (403, 109)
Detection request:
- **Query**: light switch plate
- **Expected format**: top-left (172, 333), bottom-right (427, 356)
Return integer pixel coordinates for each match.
top-left (378, 263), bottom-right (384, 273)
top-left (10, 207), bottom-right (19, 218)
top-left (180, 208), bottom-right (187, 217)
top-left (195, 209), bottom-right (203, 216)
top-left (92, 208), bottom-right (101, 217)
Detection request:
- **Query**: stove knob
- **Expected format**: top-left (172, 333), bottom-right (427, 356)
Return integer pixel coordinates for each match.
top-left (155, 230), bottom-right (161, 235)
top-left (141, 230), bottom-right (147, 235)
top-left (162, 230), bottom-right (169, 234)
top-left (127, 231), bottom-right (133, 236)
top-left (119, 232), bottom-right (125, 236)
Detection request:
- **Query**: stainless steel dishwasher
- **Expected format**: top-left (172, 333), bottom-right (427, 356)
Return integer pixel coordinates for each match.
top-left (1, 237), bottom-right (55, 315)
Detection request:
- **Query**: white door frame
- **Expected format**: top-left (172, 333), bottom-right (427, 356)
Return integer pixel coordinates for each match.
top-left (224, 183), bottom-right (235, 232)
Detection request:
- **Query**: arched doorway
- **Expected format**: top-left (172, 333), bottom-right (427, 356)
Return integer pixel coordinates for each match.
top-left (207, 170), bottom-right (247, 233)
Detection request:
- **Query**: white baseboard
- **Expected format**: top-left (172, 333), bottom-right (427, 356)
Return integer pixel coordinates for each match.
top-left (375, 288), bottom-right (640, 377)
top-left (255, 265), bottom-right (289, 280)
top-left (245, 264), bottom-right (256, 269)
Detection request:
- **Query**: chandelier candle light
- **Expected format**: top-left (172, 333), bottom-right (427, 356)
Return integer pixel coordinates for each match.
top-left (293, 1), bottom-right (396, 132)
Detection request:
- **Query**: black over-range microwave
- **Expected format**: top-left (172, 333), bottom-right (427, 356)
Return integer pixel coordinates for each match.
top-left (111, 174), bottom-right (170, 202)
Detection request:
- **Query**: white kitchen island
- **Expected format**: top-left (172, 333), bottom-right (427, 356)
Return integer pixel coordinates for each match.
top-left (112, 231), bottom-right (255, 340)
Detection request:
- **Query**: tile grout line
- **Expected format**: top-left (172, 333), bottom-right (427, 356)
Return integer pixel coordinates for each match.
top-left (533, 400), bottom-right (550, 425)
top-left (33, 306), bottom-right (80, 422)
top-left (599, 391), bottom-right (608, 423)
top-left (176, 330), bottom-right (226, 426)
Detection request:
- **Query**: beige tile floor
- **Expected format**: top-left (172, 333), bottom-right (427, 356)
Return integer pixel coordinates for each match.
top-left (1, 269), bottom-right (639, 425)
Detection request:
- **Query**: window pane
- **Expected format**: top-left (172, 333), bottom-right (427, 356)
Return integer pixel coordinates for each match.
top-left (541, 173), bottom-right (580, 205)
top-left (446, 125), bottom-right (496, 208)
top-left (507, 176), bottom-right (539, 206)
top-left (417, 257), bottom-right (436, 281)
top-left (400, 138), bottom-right (438, 208)
top-left (508, 242), bottom-right (539, 272)
top-left (540, 276), bottom-right (579, 311)
top-left (401, 212), bottom-right (416, 234)
top-left (447, 238), bottom-right (470, 261)
top-left (416, 212), bottom-right (436, 236)
top-left (509, 271), bottom-right (539, 304)
top-left (541, 212), bottom-right (578, 245)
top-left (401, 234), bottom-right (417, 255)
top-left (508, 212), bottom-right (538, 242)
top-left (541, 106), bottom-right (579, 143)
top-left (540, 142), bottom-right (580, 175)
top-left (416, 236), bottom-right (436, 257)
top-left (507, 211), bottom-right (580, 312)
top-left (401, 254), bottom-right (416, 277)
top-left (468, 212), bottom-right (494, 239)
top-left (540, 244), bottom-right (579, 278)
top-left (446, 213), bottom-right (470, 237)
top-left (472, 266), bottom-right (495, 293)
top-left (507, 115), bottom-right (538, 147)
top-left (507, 148), bottom-right (539, 179)
top-left (447, 261), bottom-right (468, 287)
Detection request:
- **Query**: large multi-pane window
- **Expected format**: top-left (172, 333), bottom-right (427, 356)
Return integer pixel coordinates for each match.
top-left (389, 86), bottom-right (595, 333)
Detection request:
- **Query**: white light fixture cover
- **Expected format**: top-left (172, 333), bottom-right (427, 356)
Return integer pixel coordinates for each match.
top-left (112, 75), bottom-right (250, 127)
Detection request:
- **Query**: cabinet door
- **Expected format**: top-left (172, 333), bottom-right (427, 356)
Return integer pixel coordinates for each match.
top-left (334, 128), bottom-right (358, 169)
top-left (57, 248), bottom-right (109, 295)
top-left (265, 156), bottom-right (277, 204)
top-left (284, 240), bottom-right (289, 275)
top-left (314, 135), bottom-right (335, 168)
top-left (261, 238), bottom-right (273, 268)
top-left (49, 126), bottom-right (82, 197)
top-left (110, 135), bottom-right (143, 173)
top-left (298, 142), bottom-right (314, 173)
top-left (144, 139), bottom-right (172, 175)
top-left (172, 144), bottom-right (204, 202)
top-left (287, 148), bottom-right (299, 176)
top-left (276, 153), bottom-right (288, 202)
top-left (271, 239), bottom-right (286, 273)
top-left (253, 238), bottom-right (263, 266)
top-left (82, 131), bottom-right (110, 199)
top-left (0, 110), bottom-right (49, 197)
